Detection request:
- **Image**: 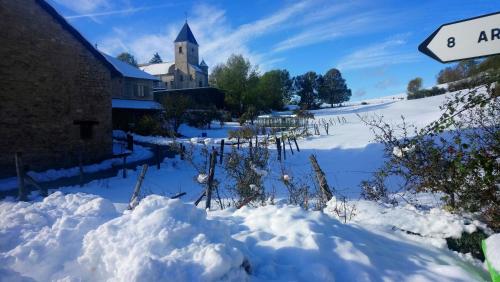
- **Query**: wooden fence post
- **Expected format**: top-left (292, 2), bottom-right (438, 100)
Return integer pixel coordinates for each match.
top-left (122, 155), bottom-right (127, 178)
top-left (180, 144), bottom-right (185, 160)
top-left (15, 152), bottom-right (27, 201)
top-left (126, 134), bottom-right (134, 151)
top-left (205, 151), bottom-right (217, 210)
top-left (219, 139), bottom-right (225, 164)
top-left (128, 164), bottom-right (148, 210)
top-left (287, 137), bottom-right (294, 155)
top-left (156, 144), bottom-right (161, 169)
top-left (282, 136), bottom-right (286, 160)
top-left (293, 137), bottom-right (300, 152)
top-left (276, 137), bottom-right (281, 162)
top-left (309, 154), bottom-right (333, 201)
top-left (237, 137), bottom-right (240, 149)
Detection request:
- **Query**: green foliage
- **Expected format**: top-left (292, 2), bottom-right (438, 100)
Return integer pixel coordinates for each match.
top-left (294, 71), bottom-right (320, 109)
top-left (209, 54), bottom-right (259, 116)
top-left (149, 52), bottom-right (163, 64)
top-left (116, 52), bottom-right (138, 67)
top-left (257, 69), bottom-right (292, 111)
top-left (318, 68), bottom-right (352, 107)
top-left (406, 77), bottom-right (423, 94)
top-left (185, 108), bottom-right (220, 129)
top-left (238, 105), bottom-right (258, 125)
top-left (161, 95), bottom-right (192, 134)
top-left (446, 231), bottom-right (487, 261)
top-left (135, 115), bottom-right (163, 136)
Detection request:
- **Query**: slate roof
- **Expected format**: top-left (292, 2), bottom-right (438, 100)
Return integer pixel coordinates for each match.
top-left (102, 53), bottom-right (159, 81)
top-left (200, 59), bottom-right (208, 67)
top-left (174, 22), bottom-right (198, 45)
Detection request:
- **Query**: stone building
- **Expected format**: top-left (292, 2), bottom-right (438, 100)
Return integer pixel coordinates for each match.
top-left (140, 22), bottom-right (209, 90)
top-left (101, 53), bottom-right (162, 130)
top-left (0, 0), bottom-right (119, 176)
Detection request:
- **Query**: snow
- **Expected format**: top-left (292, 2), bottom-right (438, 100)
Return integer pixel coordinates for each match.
top-left (210, 203), bottom-right (487, 282)
top-left (102, 53), bottom-right (159, 81)
top-left (112, 98), bottom-right (163, 110)
top-left (0, 89), bottom-right (493, 281)
top-left (485, 234), bottom-right (500, 272)
top-left (0, 192), bottom-right (118, 281)
top-left (77, 196), bottom-right (247, 282)
top-left (140, 62), bottom-right (174, 76)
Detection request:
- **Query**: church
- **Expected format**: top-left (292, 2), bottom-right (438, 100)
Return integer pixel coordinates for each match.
top-left (140, 22), bottom-right (209, 90)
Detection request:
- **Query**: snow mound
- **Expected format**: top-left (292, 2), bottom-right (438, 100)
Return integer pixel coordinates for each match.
top-left (77, 195), bottom-right (248, 282)
top-left (485, 234), bottom-right (500, 272)
top-left (212, 204), bottom-right (486, 281)
top-left (334, 200), bottom-right (480, 244)
top-left (0, 192), bottom-right (118, 281)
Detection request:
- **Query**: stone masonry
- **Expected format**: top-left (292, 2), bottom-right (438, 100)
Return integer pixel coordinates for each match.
top-left (0, 0), bottom-right (114, 176)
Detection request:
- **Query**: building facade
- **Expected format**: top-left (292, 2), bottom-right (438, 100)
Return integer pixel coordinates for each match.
top-left (140, 22), bottom-right (209, 90)
top-left (0, 0), bottom-right (117, 176)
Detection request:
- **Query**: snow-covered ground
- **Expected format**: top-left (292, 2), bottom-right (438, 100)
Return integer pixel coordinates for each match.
top-left (0, 90), bottom-right (496, 281)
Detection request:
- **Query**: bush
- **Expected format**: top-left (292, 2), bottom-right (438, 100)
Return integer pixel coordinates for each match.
top-left (360, 85), bottom-right (499, 230)
top-left (134, 115), bottom-right (164, 136)
top-left (407, 87), bottom-right (446, 100)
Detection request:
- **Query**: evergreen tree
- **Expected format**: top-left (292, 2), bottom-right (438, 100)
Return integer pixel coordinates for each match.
top-left (318, 68), bottom-right (352, 107)
top-left (257, 69), bottom-right (292, 111)
top-left (116, 52), bottom-right (138, 67)
top-left (149, 52), bottom-right (163, 64)
top-left (293, 71), bottom-right (320, 110)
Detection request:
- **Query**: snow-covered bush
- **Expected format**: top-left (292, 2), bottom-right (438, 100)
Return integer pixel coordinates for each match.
top-left (224, 141), bottom-right (269, 207)
top-left (360, 85), bottom-right (499, 230)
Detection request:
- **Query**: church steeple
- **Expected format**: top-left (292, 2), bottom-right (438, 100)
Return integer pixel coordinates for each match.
top-left (174, 22), bottom-right (198, 45)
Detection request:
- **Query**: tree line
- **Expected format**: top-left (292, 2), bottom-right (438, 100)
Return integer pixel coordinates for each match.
top-left (115, 52), bottom-right (352, 119)
top-left (406, 55), bottom-right (500, 99)
top-left (209, 54), bottom-right (351, 119)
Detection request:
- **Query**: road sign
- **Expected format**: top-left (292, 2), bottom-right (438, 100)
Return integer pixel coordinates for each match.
top-left (419, 12), bottom-right (500, 63)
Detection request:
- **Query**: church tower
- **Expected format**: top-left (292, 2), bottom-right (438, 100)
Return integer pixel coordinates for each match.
top-left (174, 21), bottom-right (197, 88)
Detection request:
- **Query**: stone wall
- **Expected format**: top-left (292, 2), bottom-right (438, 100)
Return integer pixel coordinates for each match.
top-left (0, 0), bottom-right (114, 176)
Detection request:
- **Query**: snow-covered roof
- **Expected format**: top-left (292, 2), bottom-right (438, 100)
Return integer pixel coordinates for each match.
top-left (189, 63), bottom-right (204, 73)
top-left (102, 53), bottom-right (159, 81)
top-left (140, 62), bottom-right (174, 76)
top-left (112, 99), bottom-right (162, 110)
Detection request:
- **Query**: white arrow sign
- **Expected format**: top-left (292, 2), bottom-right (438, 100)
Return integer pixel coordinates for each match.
top-left (419, 12), bottom-right (500, 63)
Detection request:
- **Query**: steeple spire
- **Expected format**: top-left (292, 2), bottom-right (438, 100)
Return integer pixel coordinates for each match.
top-left (174, 21), bottom-right (198, 45)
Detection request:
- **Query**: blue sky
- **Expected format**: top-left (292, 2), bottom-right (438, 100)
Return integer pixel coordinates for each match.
top-left (48, 0), bottom-right (498, 100)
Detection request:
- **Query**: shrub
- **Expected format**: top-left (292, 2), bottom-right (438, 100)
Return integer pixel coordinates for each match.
top-left (360, 85), bottom-right (499, 230)
top-left (134, 115), bottom-right (163, 136)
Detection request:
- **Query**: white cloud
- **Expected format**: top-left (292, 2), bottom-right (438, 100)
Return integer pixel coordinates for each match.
top-left (52, 0), bottom-right (111, 14)
top-left (98, 1), bottom-right (313, 71)
top-left (336, 34), bottom-right (419, 70)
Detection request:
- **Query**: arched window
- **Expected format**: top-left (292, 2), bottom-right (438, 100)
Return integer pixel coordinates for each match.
top-left (178, 46), bottom-right (183, 54)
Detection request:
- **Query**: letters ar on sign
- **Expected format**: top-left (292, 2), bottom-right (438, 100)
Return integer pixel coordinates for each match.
top-left (419, 12), bottom-right (500, 63)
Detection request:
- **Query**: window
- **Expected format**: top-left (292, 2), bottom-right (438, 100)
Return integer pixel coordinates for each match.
top-left (178, 46), bottom-right (183, 54)
top-left (180, 75), bottom-right (183, 82)
top-left (73, 120), bottom-right (98, 140)
top-left (134, 84), bottom-right (148, 97)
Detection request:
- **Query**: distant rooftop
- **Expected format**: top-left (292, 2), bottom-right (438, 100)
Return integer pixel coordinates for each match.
top-left (174, 22), bottom-right (198, 45)
top-left (101, 53), bottom-right (159, 81)
top-left (140, 62), bottom-right (174, 76)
